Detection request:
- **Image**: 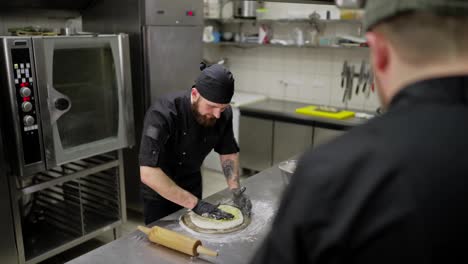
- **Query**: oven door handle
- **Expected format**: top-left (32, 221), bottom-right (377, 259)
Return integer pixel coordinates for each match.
top-left (47, 84), bottom-right (72, 124)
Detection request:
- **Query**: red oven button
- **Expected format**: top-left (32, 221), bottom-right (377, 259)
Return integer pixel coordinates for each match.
top-left (186, 10), bottom-right (195, 16)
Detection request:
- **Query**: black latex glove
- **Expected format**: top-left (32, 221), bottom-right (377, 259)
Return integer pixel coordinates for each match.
top-left (192, 200), bottom-right (234, 220)
top-left (199, 61), bottom-right (208, 71)
top-left (231, 187), bottom-right (252, 217)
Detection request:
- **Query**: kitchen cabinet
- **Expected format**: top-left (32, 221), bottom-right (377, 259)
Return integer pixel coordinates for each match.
top-left (312, 127), bottom-right (345, 148)
top-left (238, 99), bottom-right (367, 172)
top-left (239, 116), bottom-right (274, 172)
top-left (240, 116), bottom-right (347, 172)
top-left (273, 121), bottom-right (313, 164)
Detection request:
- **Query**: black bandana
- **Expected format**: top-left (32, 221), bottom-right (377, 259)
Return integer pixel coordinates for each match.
top-left (194, 64), bottom-right (235, 104)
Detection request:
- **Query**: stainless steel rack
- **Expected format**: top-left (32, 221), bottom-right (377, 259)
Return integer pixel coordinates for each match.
top-left (204, 18), bottom-right (362, 25)
top-left (11, 151), bottom-right (126, 264)
top-left (204, 41), bottom-right (367, 49)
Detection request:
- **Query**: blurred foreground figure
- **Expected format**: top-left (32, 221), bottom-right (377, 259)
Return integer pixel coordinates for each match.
top-left (251, 1), bottom-right (468, 263)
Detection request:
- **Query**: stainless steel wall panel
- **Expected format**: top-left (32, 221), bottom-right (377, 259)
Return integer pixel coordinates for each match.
top-left (144, 0), bottom-right (203, 26)
top-left (145, 25), bottom-right (203, 102)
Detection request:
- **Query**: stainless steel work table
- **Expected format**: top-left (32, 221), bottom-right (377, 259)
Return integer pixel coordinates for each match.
top-left (68, 165), bottom-right (286, 264)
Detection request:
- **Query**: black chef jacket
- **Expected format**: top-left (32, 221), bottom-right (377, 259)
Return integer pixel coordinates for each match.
top-left (139, 90), bottom-right (239, 200)
top-left (251, 76), bottom-right (468, 264)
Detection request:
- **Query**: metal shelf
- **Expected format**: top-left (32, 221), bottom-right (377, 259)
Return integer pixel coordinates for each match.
top-left (23, 220), bottom-right (80, 262)
top-left (20, 154), bottom-right (119, 197)
top-left (204, 41), bottom-right (367, 49)
top-left (13, 151), bottom-right (125, 264)
top-left (24, 221), bottom-right (122, 264)
top-left (205, 18), bottom-right (362, 25)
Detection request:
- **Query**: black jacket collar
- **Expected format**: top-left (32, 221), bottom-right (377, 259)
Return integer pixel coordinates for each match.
top-left (390, 75), bottom-right (468, 110)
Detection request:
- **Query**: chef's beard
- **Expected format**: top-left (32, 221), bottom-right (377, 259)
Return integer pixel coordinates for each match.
top-left (192, 99), bottom-right (217, 127)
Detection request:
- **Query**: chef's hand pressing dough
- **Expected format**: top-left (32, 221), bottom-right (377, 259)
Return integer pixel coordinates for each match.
top-left (189, 204), bottom-right (244, 230)
top-left (231, 187), bottom-right (252, 217)
top-left (192, 200), bottom-right (234, 220)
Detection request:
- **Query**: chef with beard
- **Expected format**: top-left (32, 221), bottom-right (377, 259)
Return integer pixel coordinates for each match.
top-left (139, 64), bottom-right (251, 225)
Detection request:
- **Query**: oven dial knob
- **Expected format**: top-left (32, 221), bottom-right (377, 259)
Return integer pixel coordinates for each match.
top-left (20, 87), bottom-right (32, 97)
top-left (23, 115), bottom-right (35, 126)
top-left (22, 102), bottom-right (33, 112)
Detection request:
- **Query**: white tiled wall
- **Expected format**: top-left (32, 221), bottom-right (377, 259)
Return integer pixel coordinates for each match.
top-left (204, 45), bottom-right (380, 111)
top-left (203, 2), bottom-right (380, 112)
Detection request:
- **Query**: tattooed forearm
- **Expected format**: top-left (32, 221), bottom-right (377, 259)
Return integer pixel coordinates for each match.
top-left (220, 153), bottom-right (240, 189)
top-left (222, 159), bottom-right (235, 180)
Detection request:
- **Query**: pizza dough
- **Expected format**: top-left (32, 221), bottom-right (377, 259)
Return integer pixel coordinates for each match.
top-left (189, 204), bottom-right (244, 230)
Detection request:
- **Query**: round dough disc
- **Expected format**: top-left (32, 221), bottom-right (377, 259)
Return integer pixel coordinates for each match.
top-left (189, 204), bottom-right (244, 230)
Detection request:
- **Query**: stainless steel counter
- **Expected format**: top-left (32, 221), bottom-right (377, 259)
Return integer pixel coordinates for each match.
top-left (67, 165), bottom-right (286, 264)
top-left (239, 99), bottom-right (374, 130)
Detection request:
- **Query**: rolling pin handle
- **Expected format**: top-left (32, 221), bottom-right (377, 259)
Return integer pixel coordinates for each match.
top-left (137, 225), bottom-right (151, 235)
top-left (196, 245), bottom-right (218, 257)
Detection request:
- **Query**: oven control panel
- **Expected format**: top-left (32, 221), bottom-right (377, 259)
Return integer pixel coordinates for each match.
top-left (11, 48), bottom-right (42, 165)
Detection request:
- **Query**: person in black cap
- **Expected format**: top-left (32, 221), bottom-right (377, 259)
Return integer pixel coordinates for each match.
top-left (251, 0), bottom-right (468, 263)
top-left (139, 64), bottom-right (251, 225)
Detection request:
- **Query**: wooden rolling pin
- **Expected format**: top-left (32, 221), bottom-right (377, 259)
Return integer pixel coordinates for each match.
top-left (138, 226), bottom-right (218, 257)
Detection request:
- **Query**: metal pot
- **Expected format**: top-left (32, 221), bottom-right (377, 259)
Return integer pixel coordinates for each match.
top-left (233, 0), bottom-right (257, 19)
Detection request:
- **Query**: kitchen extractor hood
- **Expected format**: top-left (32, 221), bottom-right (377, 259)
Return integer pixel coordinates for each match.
top-left (0, 0), bottom-right (97, 11)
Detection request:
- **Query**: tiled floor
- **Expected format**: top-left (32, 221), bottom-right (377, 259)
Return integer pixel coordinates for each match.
top-left (39, 168), bottom-right (235, 263)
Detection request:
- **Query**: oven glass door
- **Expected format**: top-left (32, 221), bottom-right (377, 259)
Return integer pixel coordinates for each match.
top-left (34, 35), bottom-right (134, 167)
